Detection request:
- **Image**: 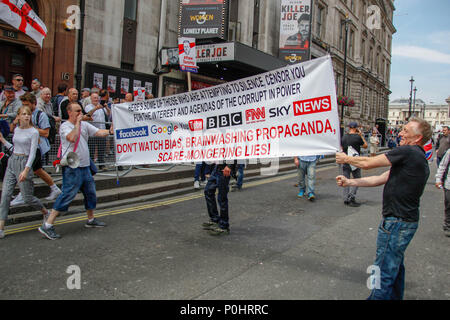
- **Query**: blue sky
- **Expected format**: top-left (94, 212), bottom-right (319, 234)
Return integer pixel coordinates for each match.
top-left (390, 0), bottom-right (450, 105)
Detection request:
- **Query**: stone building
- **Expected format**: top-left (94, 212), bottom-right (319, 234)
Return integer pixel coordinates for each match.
top-left (0, 0), bottom-right (395, 130)
top-left (388, 97), bottom-right (450, 131)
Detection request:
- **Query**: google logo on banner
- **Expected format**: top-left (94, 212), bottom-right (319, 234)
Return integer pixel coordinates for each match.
top-left (150, 124), bottom-right (179, 135)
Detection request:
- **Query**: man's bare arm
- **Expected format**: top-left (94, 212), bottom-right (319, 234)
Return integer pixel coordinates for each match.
top-left (336, 170), bottom-right (390, 188)
top-left (336, 153), bottom-right (391, 170)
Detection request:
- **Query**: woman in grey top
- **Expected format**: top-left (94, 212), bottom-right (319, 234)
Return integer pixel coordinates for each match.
top-left (0, 106), bottom-right (49, 239)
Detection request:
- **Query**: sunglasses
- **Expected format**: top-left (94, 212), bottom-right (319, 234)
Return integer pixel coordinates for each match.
top-left (14, 79), bottom-right (24, 82)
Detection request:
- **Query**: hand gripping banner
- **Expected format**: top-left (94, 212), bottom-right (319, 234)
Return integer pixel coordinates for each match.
top-left (112, 55), bottom-right (340, 165)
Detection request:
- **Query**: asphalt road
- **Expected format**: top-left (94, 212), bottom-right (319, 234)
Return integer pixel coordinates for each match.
top-left (0, 163), bottom-right (449, 301)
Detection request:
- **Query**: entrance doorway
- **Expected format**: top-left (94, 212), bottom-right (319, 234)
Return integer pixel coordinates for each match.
top-left (0, 41), bottom-right (34, 87)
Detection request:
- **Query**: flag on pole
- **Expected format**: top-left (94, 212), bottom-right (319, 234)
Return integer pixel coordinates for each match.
top-left (424, 139), bottom-right (433, 161)
top-left (0, 0), bottom-right (48, 47)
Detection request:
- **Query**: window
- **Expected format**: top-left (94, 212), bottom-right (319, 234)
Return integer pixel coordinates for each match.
top-left (339, 20), bottom-right (346, 51)
top-left (349, 29), bottom-right (355, 58)
top-left (315, 5), bottom-right (324, 38)
top-left (252, 0), bottom-right (260, 49)
top-left (124, 0), bottom-right (137, 21)
top-left (361, 39), bottom-right (366, 65)
top-left (369, 46), bottom-right (373, 70)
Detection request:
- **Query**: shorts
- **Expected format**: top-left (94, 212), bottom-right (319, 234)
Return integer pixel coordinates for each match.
top-left (31, 148), bottom-right (42, 172)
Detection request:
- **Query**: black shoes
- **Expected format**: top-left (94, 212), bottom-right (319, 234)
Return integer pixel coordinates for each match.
top-left (345, 199), bottom-right (361, 207)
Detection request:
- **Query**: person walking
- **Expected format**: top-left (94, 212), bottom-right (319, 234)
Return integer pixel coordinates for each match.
top-left (10, 93), bottom-right (62, 205)
top-left (295, 155), bottom-right (319, 201)
top-left (435, 148), bottom-right (450, 237)
top-left (369, 130), bottom-right (380, 157)
top-left (336, 118), bottom-right (432, 300)
top-left (0, 106), bottom-right (49, 239)
top-left (340, 121), bottom-right (368, 207)
top-left (202, 161), bottom-right (236, 236)
top-left (435, 126), bottom-right (450, 167)
top-left (38, 102), bottom-right (112, 240)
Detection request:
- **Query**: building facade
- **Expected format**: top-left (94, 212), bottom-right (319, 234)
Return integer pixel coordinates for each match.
top-left (388, 97), bottom-right (450, 131)
top-left (0, 0), bottom-right (395, 131)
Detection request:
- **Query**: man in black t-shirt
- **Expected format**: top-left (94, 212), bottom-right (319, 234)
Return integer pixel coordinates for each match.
top-left (335, 118), bottom-right (432, 300)
top-left (340, 121), bottom-right (368, 207)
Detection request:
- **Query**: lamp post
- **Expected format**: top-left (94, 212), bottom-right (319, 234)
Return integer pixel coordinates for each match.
top-left (340, 15), bottom-right (350, 132)
top-left (413, 87), bottom-right (417, 116)
top-left (408, 76), bottom-right (414, 120)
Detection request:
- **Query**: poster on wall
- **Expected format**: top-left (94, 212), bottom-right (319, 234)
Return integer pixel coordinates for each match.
top-left (93, 73), bottom-right (103, 89)
top-left (145, 82), bottom-right (153, 95)
top-left (278, 0), bottom-right (312, 64)
top-left (178, 37), bottom-right (198, 73)
top-left (133, 80), bottom-right (142, 89)
top-left (121, 78), bottom-right (130, 94)
top-left (133, 87), bottom-right (146, 102)
top-left (107, 75), bottom-right (117, 93)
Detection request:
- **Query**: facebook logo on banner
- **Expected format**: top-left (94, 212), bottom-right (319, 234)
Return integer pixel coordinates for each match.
top-left (116, 126), bottom-right (149, 140)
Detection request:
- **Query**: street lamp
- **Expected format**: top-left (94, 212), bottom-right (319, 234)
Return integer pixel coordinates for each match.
top-left (340, 14), bottom-right (350, 132)
top-left (408, 76), bottom-right (414, 120)
top-left (413, 87), bottom-right (417, 116)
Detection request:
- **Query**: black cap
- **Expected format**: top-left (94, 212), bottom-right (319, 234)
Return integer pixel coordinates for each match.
top-left (348, 121), bottom-right (358, 128)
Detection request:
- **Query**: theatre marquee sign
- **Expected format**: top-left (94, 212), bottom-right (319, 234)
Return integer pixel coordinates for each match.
top-left (178, 0), bottom-right (229, 40)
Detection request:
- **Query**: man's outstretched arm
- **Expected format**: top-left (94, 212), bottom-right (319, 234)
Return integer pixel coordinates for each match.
top-left (336, 170), bottom-right (390, 188)
top-left (336, 153), bottom-right (391, 170)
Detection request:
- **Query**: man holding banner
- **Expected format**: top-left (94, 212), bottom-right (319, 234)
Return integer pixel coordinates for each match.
top-left (202, 161), bottom-right (236, 235)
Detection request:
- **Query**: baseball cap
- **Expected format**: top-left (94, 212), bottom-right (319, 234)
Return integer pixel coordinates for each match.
top-left (348, 121), bottom-right (358, 128)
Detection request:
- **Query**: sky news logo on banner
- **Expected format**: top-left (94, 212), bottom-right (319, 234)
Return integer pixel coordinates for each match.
top-left (116, 126), bottom-right (149, 140)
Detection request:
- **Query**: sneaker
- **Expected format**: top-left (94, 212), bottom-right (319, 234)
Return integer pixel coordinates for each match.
top-left (231, 185), bottom-right (242, 192)
top-left (85, 218), bottom-right (106, 228)
top-left (11, 193), bottom-right (24, 206)
top-left (202, 221), bottom-right (218, 230)
top-left (45, 187), bottom-right (62, 201)
top-left (38, 224), bottom-right (61, 240)
top-left (194, 180), bottom-right (200, 189)
top-left (307, 193), bottom-right (316, 201)
top-left (199, 180), bottom-right (207, 186)
top-left (297, 190), bottom-right (305, 198)
top-left (444, 230), bottom-right (450, 237)
top-left (208, 226), bottom-right (230, 236)
top-left (0, 230), bottom-right (5, 239)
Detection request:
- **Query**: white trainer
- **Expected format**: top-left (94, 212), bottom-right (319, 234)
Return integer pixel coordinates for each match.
top-left (10, 193), bottom-right (24, 206)
top-left (45, 187), bottom-right (62, 201)
top-left (194, 180), bottom-right (200, 189)
top-left (0, 230), bottom-right (4, 239)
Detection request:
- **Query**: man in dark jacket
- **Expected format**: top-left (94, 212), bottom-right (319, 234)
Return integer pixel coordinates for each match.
top-left (436, 126), bottom-right (450, 167)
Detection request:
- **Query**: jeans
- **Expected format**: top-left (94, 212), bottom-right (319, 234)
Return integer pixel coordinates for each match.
top-left (298, 160), bottom-right (316, 195)
top-left (342, 165), bottom-right (361, 202)
top-left (444, 189), bottom-right (450, 230)
top-left (194, 162), bottom-right (207, 182)
top-left (53, 166), bottom-right (97, 212)
top-left (367, 217), bottom-right (418, 300)
top-left (204, 168), bottom-right (230, 229)
top-left (236, 164), bottom-right (244, 188)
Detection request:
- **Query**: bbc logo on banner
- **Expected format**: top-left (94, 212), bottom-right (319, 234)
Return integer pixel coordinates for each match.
top-left (207, 112), bottom-right (243, 129)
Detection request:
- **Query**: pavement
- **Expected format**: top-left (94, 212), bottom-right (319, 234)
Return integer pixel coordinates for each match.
top-left (0, 160), bottom-right (449, 301)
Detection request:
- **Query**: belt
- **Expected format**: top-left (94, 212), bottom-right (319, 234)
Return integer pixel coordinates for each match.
top-left (13, 153), bottom-right (27, 156)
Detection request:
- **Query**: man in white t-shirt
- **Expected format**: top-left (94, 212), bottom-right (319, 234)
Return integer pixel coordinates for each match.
top-left (38, 102), bottom-right (113, 240)
top-left (85, 92), bottom-right (109, 168)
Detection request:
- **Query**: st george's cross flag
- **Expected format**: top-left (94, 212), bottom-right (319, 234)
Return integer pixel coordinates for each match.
top-left (424, 139), bottom-right (433, 161)
top-left (0, 0), bottom-right (47, 47)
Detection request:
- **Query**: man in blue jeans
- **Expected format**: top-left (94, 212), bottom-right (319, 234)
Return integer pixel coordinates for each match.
top-left (38, 102), bottom-right (112, 240)
top-left (336, 118), bottom-right (432, 300)
top-left (295, 155), bottom-right (319, 201)
top-left (202, 161), bottom-right (236, 236)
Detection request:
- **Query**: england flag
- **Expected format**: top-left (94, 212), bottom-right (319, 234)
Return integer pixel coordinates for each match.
top-left (0, 0), bottom-right (47, 47)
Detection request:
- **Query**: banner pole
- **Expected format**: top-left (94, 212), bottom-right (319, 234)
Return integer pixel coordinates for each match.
top-left (187, 71), bottom-right (192, 92)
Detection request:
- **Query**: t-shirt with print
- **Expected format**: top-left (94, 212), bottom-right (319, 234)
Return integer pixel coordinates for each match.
top-left (59, 121), bottom-right (99, 167)
top-left (383, 145), bottom-right (429, 222)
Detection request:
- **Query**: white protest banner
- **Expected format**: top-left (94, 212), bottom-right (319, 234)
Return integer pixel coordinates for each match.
top-left (178, 37), bottom-right (198, 73)
top-left (112, 55), bottom-right (340, 165)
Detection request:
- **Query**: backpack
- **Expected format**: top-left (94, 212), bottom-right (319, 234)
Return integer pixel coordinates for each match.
top-left (37, 110), bottom-right (57, 145)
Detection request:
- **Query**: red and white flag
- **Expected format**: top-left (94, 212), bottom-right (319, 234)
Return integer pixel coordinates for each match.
top-left (0, 0), bottom-right (47, 47)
